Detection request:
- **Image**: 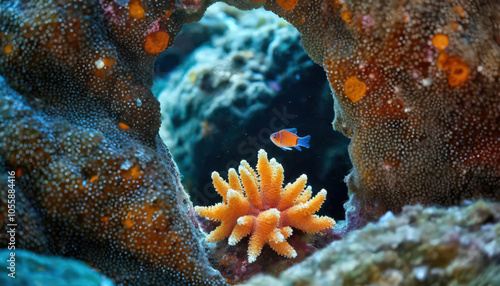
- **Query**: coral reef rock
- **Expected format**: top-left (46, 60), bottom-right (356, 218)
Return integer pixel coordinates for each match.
top-left (243, 200), bottom-right (500, 286)
top-left (0, 0), bottom-right (227, 284)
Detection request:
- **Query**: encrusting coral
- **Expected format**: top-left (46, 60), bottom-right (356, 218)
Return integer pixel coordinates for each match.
top-left (0, 0), bottom-right (229, 284)
top-left (196, 149), bottom-right (335, 263)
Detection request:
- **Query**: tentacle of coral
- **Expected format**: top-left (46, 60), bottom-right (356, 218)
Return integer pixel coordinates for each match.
top-left (269, 158), bottom-right (285, 208)
top-left (207, 221), bottom-right (235, 242)
top-left (257, 150), bottom-right (275, 208)
top-left (195, 203), bottom-right (228, 222)
top-left (228, 216), bottom-right (255, 245)
top-left (278, 174), bottom-right (308, 210)
top-left (248, 209), bottom-right (281, 263)
top-left (280, 226), bottom-right (293, 239)
top-left (270, 228), bottom-right (286, 243)
top-left (228, 168), bottom-right (243, 192)
top-left (287, 189), bottom-right (328, 217)
top-left (295, 186), bottom-right (313, 205)
top-left (268, 237), bottom-right (297, 259)
top-left (240, 160), bottom-right (259, 182)
top-left (239, 166), bottom-right (263, 209)
top-left (212, 171), bottom-right (231, 203)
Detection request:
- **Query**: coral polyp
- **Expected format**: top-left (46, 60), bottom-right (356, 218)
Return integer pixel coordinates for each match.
top-left (195, 149), bottom-right (335, 263)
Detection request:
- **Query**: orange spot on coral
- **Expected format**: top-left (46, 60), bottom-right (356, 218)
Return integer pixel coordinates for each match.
top-left (454, 6), bottom-right (466, 17)
top-left (118, 122), bottom-right (131, 130)
top-left (144, 31), bottom-right (170, 55)
top-left (128, 0), bottom-right (145, 19)
top-left (123, 211), bottom-right (134, 228)
top-left (437, 53), bottom-right (449, 69)
top-left (90, 175), bottom-right (99, 183)
top-left (449, 21), bottom-right (460, 32)
top-left (121, 166), bottom-right (142, 180)
top-left (94, 57), bottom-right (116, 78)
top-left (447, 59), bottom-right (469, 87)
top-left (277, 0), bottom-right (299, 11)
top-left (164, 10), bottom-right (173, 19)
top-left (16, 168), bottom-right (22, 177)
top-left (100, 216), bottom-right (110, 225)
top-left (344, 76), bottom-right (367, 103)
top-left (437, 53), bottom-right (469, 87)
top-left (95, 58), bottom-right (115, 69)
top-left (3, 45), bottom-right (13, 54)
top-left (432, 34), bottom-right (449, 51)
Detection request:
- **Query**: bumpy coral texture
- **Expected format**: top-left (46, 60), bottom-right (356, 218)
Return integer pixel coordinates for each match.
top-left (0, 0), bottom-right (226, 285)
top-left (196, 149), bottom-right (335, 263)
top-left (248, 0), bottom-right (500, 215)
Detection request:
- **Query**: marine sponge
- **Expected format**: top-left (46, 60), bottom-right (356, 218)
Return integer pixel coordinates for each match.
top-left (195, 149), bottom-right (335, 263)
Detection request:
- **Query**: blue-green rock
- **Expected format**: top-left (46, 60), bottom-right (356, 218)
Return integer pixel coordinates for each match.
top-left (0, 249), bottom-right (114, 286)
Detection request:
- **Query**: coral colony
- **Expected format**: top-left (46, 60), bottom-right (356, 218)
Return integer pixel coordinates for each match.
top-left (196, 150), bottom-right (334, 263)
top-left (0, 0), bottom-right (498, 285)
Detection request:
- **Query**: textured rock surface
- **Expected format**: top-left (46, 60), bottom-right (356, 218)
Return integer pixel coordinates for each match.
top-left (157, 3), bottom-right (350, 218)
top-left (243, 200), bottom-right (500, 285)
top-left (0, 249), bottom-right (114, 286)
top-left (0, 0), bottom-right (226, 284)
top-left (314, 0), bottom-right (500, 214)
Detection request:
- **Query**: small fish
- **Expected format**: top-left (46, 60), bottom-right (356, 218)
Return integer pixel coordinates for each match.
top-left (270, 128), bottom-right (311, 151)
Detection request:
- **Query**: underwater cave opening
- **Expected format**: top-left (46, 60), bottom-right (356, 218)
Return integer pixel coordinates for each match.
top-left (152, 2), bottom-right (351, 221)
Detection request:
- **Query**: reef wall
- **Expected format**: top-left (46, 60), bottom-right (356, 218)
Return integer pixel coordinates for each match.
top-left (0, 0), bottom-right (227, 284)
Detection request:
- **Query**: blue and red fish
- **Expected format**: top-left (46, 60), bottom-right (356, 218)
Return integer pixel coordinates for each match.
top-left (270, 128), bottom-right (311, 151)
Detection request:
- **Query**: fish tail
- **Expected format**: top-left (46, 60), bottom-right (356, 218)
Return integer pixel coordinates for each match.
top-left (297, 135), bottom-right (311, 148)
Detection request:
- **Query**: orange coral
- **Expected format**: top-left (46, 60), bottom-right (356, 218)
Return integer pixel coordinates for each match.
top-left (344, 76), bottom-right (367, 103)
top-left (128, 0), bottom-right (146, 19)
top-left (437, 53), bottom-right (469, 87)
top-left (196, 149), bottom-right (335, 263)
top-left (144, 31), bottom-right (170, 55)
top-left (277, 0), bottom-right (300, 11)
top-left (432, 34), bottom-right (449, 51)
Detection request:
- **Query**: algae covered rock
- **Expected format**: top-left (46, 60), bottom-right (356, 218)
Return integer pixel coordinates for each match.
top-left (244, 200), bottom-right (500, 285)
